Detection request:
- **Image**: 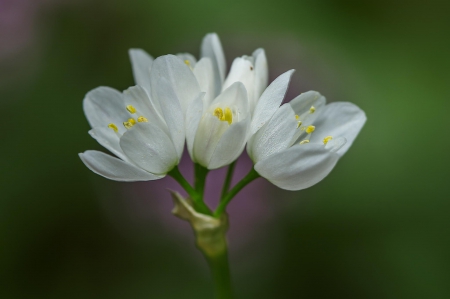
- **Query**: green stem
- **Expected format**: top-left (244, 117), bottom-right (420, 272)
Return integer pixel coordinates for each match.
top-left (194, 163), bottom-right (209, 196)
top-left (169, 167), bottom-right (212, 215)
top-left (214, 167), bottom-right (260, 217)
top-left (220, 161), bottom-right (236, 199)
top-left (206, 249), bottom-right (233, 299)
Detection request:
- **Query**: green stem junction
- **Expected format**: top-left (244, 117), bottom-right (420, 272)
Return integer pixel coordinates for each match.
top-left (168, 161), bottom-right (260, 299)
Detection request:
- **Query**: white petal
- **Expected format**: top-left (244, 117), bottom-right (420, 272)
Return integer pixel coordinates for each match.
top-left (248, 104), bottom-right (297, 163)
top-left (120, 122), bottom-right (179, 174)
top-left (83, 86), bottom-right (129, 134)
top-left (89, 127), bottom-right (129, 162)
top-left (255, 144), bottom-right (340, 191)
top-left (208, 115), bottom-right (251, 169)
top-left (176, 53), bottom-right (197, 67)
top-left (193, 57), bottom-right (216, 106)
top-left (79, 150), bottom-right (162, 181)
top-left (129, 49), bottom-right (153, 94)
top-left (289, 91), bottom-right (327, 116)
top-left (210, 82), bottom-right (250, 118)
top-left (150, 55), bottom-right (199, 157)
top-left (123, 85), bottom-right (167, 133)
top-left (250, 70), bottom-right (295, 134)
top-left (309, 102), bottom-right (366, 156)
top-left (150, 55), bottom-right (200, 114)
top-left (185, 92), bottom-right (205, 160)
top-left (201, 33), bottom-right (226, 96)
top-left (252, 48), bottom-right (269, 101)
top-left (193, 114), bottom-right (229, 167)
top-left (222, 57), bottom-right (255, 108)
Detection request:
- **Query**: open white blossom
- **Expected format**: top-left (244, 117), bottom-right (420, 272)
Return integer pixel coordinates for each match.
top-left (79, 55), bottom-right (202, 181)
top-left (187, 81), bottom-right (251, 169)
top-left (173, 34), bottom-right (259, 169)
top-left (247, 72), bottom-right (366, 190)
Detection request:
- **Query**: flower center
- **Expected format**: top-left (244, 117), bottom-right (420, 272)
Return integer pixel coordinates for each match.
top-left (107, 105), bottom-right (149, 133)
top-left (213, 107), bottom-right (233, 125)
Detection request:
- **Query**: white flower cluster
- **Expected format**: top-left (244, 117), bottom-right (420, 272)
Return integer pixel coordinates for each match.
top-left (79, 33), bottom-right (366, 191)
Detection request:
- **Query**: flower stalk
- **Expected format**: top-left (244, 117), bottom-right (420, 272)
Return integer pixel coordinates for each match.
top-left (221, 161), bottom-right (236, 199)
top-left (214, 167), bottom-right (260, 218)
top-left (206, 249), bottom-right (233, 299)
top-left (170, 191), bottom-right (232, 298)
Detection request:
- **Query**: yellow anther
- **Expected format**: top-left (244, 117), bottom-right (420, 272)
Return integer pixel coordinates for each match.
top-left (137, 116), bottom-right (148, 123)
top-left (297, 121), bottom-right (303, 129)
top-left (123, 121), bottom-right (135, 129)
top-left (184, 60), bottom-right (190, 66)
top-left (223, 107), bottom-right (233, 124)
top-left (306, 125), bottom-right (315, 134)
top-left (126, 105), bottom-right (136, 114)
top-left (108, 123), bottom-right (118, 132)
top-left (300, 140), bottom-right (310, 144)
top-left (309, 106), bottom-right (316, 113)
top-left (295, 115), bottom-right (299, 120)
top-left (128, 118), bottom-right (136, 125)
top-left (323, 136), bottom-right (333, 145)
top-left (213, 107), bottom-right (224, 119)
top-left (213, 107), bottom-right (233, 124)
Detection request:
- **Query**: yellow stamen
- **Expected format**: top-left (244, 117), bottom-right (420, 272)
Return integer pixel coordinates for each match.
top-left (223, 107), bottom-right (233, 124)
top-left (213, 107), bottom-right (233, 124)
top-left (184, 60), bottom-right (190, 66)
top-left (323, 136), bottom-right (333, 145)
top-left (128, 118), bottom-right (136, 125)
top-left (213, 107), bottom-right (224, 119)
top-left (300, 140), bottom-right (310, 144)
top-left (306, 125), bottom-right (315, 134)
top-left (108, 123), bottom-right (118, 132)
top-left (297, 121), bottom-right (303, 129)
top-left (137, 116), bottom-right (148, 122)
top-left (126, 105), bottom-right (136, 114)
top-left (123, 121), bottom-right (135, 129)
top-left (295, 115), bottom-right (299, 120)
top-left (309, 106), bottom-right (316, 113)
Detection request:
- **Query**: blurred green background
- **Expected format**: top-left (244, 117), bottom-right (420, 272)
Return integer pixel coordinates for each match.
top-left (1, 0), bottom-right (449, 298)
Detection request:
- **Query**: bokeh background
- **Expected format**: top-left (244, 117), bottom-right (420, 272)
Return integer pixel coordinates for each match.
top-left (1, 0), bottom-right (449, 298)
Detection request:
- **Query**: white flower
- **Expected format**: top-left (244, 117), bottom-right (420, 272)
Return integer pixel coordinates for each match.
top-left (186, 81), bottom-right (251, 169)
top-left (247, 72), bottom-right (366, 190)
top-left (169, 33), bottom-right (267, 169)
top-left (79, 55), bottom-right (202, 181)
